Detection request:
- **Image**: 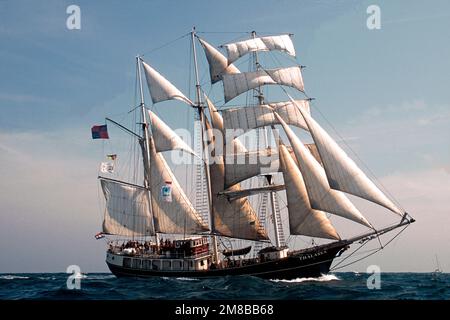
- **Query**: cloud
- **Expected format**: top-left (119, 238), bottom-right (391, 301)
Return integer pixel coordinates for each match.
top-left (332, 99), bottom-right (450, 176)
top-left (0, 93), bottom-right (53, 104)
top-left (444, 165), bottom-right (450, 174)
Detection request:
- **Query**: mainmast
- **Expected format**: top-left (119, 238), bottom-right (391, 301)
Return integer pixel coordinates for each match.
top-left (136, 56), bottom-right (158, 245)
top-left (191, 27), bottom-right (220, 264)
top-left (251, 30), bottom-right (283, 248)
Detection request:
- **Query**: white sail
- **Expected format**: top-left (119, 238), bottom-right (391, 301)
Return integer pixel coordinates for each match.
top-left (275, 113), bottom-right (371, 228)
top-left (219, 184), bottom-right (285, 201)
top-left (148, 110), bottom-right (196, 156)
top-left (290, 97), bottom-right (403, 216)
top-left (278, 144), bottom-right (339, 240)
top-left (222, 67), bottom-right (304, 102)
top-left (206, 95), bottom-right (276, 188)
top-left (100, 178), bottom-right (154, 236)
top-left (305, 143), bottom-right (322, 166)
top-left (221, 99), bottom-right (310, 136)
top-left (205, 95), bottom-right (226, 132)
top-left (224, 148), bottom-right (280, 188)
top-left (148, 138), bottom-right (209, 234)
top-left (223, 34), bottom-right (296, 64)
top-left (142, 61), bottom-right (193, 106)
top-left (198, 37), bottom-right (240, 84)
top-left (204, 98), bottom-right (268, 240)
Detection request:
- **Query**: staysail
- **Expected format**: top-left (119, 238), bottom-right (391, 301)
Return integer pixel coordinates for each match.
top-left (223, 34), bottom-right (296, 64)
top-left (275, 113), bottom-right (371, 228)
top-left (222, 67), bottom-right (304, 102)
top-left (278, 143), bottom-right (339, 240)
top-left (198, 37), bottom-right (240, 84)
top-left (142, 61), bottom-right (193, 106)
top-left (289, 96), bottom-right (403, 216)
top-left (148, 138), bottom-right (209, 234)
top-left (100, 178), bottom-right (154, 236)
top-left (148, 110), bottom-right (196, 156)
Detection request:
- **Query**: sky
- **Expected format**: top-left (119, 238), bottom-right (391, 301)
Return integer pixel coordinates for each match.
top-left (0, 0), bottom-right (449, 273)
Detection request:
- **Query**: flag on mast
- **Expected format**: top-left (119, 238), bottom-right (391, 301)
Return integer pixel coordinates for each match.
top-left (107, 154), bottom-right (117, 160)
top-left (100, 162), bottom-right (114, 173)
top-left (91, 125), bottom-right (109, 139)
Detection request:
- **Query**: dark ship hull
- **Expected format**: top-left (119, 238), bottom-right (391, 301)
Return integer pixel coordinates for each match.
top-left (106, 242), bottom-right (349, 280)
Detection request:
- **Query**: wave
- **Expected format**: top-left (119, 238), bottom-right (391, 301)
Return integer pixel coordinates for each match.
top-left (270, 274), bottom-right (340, 283)
top-left (0, 275), bottom-right (30, 280)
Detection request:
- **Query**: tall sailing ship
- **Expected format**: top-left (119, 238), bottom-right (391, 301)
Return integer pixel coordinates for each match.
top-left (93, 29), bottom-right (415, 279)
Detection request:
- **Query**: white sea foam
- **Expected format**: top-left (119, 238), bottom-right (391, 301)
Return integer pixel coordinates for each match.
top-left (270, 274), bottom-right (340, 283)
top-left (0, 275), bottom-right (30, 280)
top-left (38, 276), bottom-right (57, 280)
top-left (175, 277), bottom-right (200, 281)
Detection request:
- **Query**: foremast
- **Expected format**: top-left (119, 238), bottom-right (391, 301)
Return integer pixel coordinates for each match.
top-left (136, 56), bottom-right (159, 245)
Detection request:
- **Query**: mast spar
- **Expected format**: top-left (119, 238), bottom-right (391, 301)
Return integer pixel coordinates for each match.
top-left (136, 56), bottom-right (158, 244)
top-left (191, 27), bottom-right (220, 264)
top-left (251, 30), bottom-right (283, 248)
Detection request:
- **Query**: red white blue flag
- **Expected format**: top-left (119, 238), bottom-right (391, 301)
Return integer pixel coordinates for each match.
top-left (91, 125), bottom-right (109, 139)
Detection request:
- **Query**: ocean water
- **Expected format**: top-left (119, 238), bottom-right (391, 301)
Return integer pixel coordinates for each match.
top-left (0, 273), bottom-right (448, 300)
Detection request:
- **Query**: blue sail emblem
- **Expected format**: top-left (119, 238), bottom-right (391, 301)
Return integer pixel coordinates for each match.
top-left (161, 181), bottom-right (172, 202)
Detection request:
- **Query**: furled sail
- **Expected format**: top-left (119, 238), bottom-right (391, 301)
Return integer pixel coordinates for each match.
top-left (148, 110), bottom-right (196, 156)
top-left (275, 113), bottom-right (371, 228)
top-left (100, 178), bottom-right (154, 236)
top-left (222, 67), bottom-right (304, 102)
top-left (204, 97), bottom-right (268, 240)
top-left (278, 144), bottom-right (339, 240)
top-left (198, 37), bottom-right (240, 84)
top-left (148, 138), bottom-right (209, 234)
top-left (141, 61), bottom-right (193, 106)
top-left (290, 97), bottom-right (403, 216)
top-left (223, 34), bottom-right (296, 64)
top-left (221, 99), bottom-right (310, 137)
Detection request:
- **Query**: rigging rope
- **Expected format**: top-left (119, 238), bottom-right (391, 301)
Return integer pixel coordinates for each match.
top-left (140, 33), bottom-right (190, 57)
top-left (330, 224), bottom-right (410, 271)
